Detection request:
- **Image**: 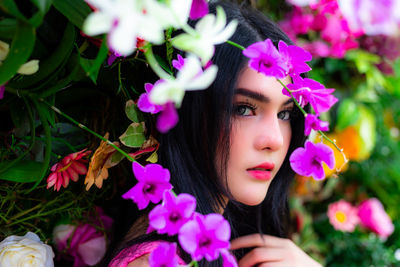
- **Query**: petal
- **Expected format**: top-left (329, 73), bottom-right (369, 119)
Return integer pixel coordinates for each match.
top-left (186, 65), bottom-right (218, 90)
top-left (190, 0), bottom-right (209, 19)
top-left (78, 236), bottom-right (106, 265)
top-left (156, 102), bottom-right (179, 133)
top-left (83, 12), bottom-right (113, 36)
top-left (108, 18), bottom-right (138, 56)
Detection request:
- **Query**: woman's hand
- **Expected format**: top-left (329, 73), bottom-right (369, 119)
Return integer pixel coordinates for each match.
top-left (230, 234), bottom-right (322, 267)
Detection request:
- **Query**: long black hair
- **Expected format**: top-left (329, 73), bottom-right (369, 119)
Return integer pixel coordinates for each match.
top-left (105, 1), bottom-right (307, 265)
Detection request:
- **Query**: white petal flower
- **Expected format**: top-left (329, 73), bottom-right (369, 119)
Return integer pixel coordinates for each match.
top-left (145, 0), bottom-right (191, 29)
top-left (171, 6), bottom-right (238, 64)
top-left (0, 232), bottom-right (54, 267)
top-left (149, 55), bottom-right (218, 106)
top-left (83, 0), bottom-right (165, 56)
top-left (17, 60), bottom-right (40, 75)
top-left (0, 40), bottom-right (10, 61)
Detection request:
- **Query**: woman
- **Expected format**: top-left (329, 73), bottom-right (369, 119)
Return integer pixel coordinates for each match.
top-left (108, 1), bottom-right (322, 266)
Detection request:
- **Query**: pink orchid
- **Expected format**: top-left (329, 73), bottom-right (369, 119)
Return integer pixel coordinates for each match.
top-left (149, 190), bottom-right (196, 236)
top-left (327, 200), bottom-right (359, 232)
top-left (178, 213), bottom-right (230, 261)
top-left (122, 162), bottom-right (172, 210)
top-left (243, 39), bottom-right (288, 79)
top-left (283, 75), bottom-right (338, 115)
top-left (138, 81), bottom-right (179, 133)
top-left (278, 40), bottom-right (312, 77)
top-left (304, 114), bottom-right (329, 135)
top-left (290, 140), bottom-right (335, 180)
top-left (149, 242), bottom-right (179, 267)
top-left (190, 0), bottom-right (209, 20)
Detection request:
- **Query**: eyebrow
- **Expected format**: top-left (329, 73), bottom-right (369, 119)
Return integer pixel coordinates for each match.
top-left (235, 88), bottom-right (294, 105)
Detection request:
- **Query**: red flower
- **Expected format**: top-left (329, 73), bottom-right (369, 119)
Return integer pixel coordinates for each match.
top-left (47, 149), bottom-right (91, 191)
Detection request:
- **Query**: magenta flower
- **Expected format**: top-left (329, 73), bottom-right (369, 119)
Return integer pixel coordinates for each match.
top-left (138, 81), bottom-right (164, 114)
top-left (0, 84), bottom-right (5, 99)
top-left (221, 249), bottom-right (238, 267)
top-left (172, 54), bottom-right (187, 71)
top-left (122, 162), bottom-right (172, 210)
top-left (278, 40), bottom-right (312, 76)
top-left (156, 102), bottom-right (179, 133)
top-left (189, 0), bottom-right (209, 20)
top-left (304, 114), bottom-right (329, 135)
top-left (358, 198), bottom-right (394, 239)
top-left (283, 76), bottom-right (338, 115)
top-left (290, 140), bottom-right (335, 180)
top-left (243, 39), bottom-right (288, 79)
top-left (149, 191), bottom-right (196, 236)
top-left (138, 81), bottom-right (179, 133)
top-left (327, 200), bottom-right (359, 232)
top-left (179, 213), bottom-right (230, 261)
top-left (149, 242), bottom-right (179, 267)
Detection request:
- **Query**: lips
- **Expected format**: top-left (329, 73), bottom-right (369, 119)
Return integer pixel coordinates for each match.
top-left (247, 162), bottom-right (275, 181)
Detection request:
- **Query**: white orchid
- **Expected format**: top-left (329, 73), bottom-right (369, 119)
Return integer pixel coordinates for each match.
top-left (149, 55), bottom-right (218, 106)
top-left (145, 0), bottom-right (192, 30)
top-left (171, 6), bottom-right (238, 65)
top-left (83, 0), bottom-right (165, 56)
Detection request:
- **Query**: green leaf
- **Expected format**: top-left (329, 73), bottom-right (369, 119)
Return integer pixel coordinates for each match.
top-left (0, 18), bottom-right (17, 39)
top-left (0, 161), bottom-right (43, 182)
top-left (0, 20), bottom-right (36, 85)
top-left (31, 0), bottom-right (53, 15)
top-left (0, 0), bottom-right (48, 27)
top-left (119, 122), bottom-right (146, 148)
top-left (79, 38), bottom-right (108, 84)
top-left (336, 98), bottom-right (360, 131)
top-left (125, 100), bottom-right (143, 123)
top-left (52, 0), bottom-right (91, 29)
top-left (346, 49), bottom-right (380, 74)
top-left (9, 22), bottom-right (76, 89)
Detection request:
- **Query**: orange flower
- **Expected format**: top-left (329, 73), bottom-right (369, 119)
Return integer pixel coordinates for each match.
top-left (84, 133), bottom-right (121, 190)
top-left (47, 149), bottom-right (91, 191)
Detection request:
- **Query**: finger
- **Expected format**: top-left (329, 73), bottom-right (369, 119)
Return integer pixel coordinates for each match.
top-left (237, 247), bottom-right (285, 267)
top-left (231, 234), bottom-right (287, 250)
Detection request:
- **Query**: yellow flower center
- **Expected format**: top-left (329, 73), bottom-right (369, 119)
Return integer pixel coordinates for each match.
top-left (335, 211), bottom-right (347, 223)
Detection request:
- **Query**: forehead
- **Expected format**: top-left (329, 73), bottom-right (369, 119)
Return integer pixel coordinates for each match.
top-left (235, 67), bottom-right (292, 104)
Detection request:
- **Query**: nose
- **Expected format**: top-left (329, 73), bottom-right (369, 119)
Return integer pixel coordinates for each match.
top-left (254, 116), bottom-right (284, 151)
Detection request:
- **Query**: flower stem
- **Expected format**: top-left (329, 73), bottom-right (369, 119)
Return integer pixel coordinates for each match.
top-left (38, 98), bottom-right (136, 162)
top-left (277, 79), bottom-right (307, 116)
top-left (226, 40), bottom-right (245, 51)
top-left (143, 45), bottom-right (172, 81)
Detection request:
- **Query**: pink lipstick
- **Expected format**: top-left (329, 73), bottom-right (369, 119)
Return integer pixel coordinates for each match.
top-left (247, 162), bottom-right (275, 181)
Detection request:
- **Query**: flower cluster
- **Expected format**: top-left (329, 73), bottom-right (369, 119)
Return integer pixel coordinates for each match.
top-left (327, 198), bottom-right (394, 239)
top-left (242, 38), bottom-right (337, 180)
top-left (281, 0), bottom-right (400, 59)
top-left (123, 162), bottom-right (236, 266)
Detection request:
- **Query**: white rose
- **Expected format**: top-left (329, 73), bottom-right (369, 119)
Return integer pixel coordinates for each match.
top-left (0, 232), bottom-right (54, 267)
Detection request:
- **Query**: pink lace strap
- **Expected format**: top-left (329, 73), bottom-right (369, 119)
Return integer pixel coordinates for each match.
top-left (109, 241), bottom-right (186, 267)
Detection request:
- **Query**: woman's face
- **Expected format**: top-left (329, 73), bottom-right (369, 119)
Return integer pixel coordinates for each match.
top-left (225, 66), bottom-right (293, 206)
